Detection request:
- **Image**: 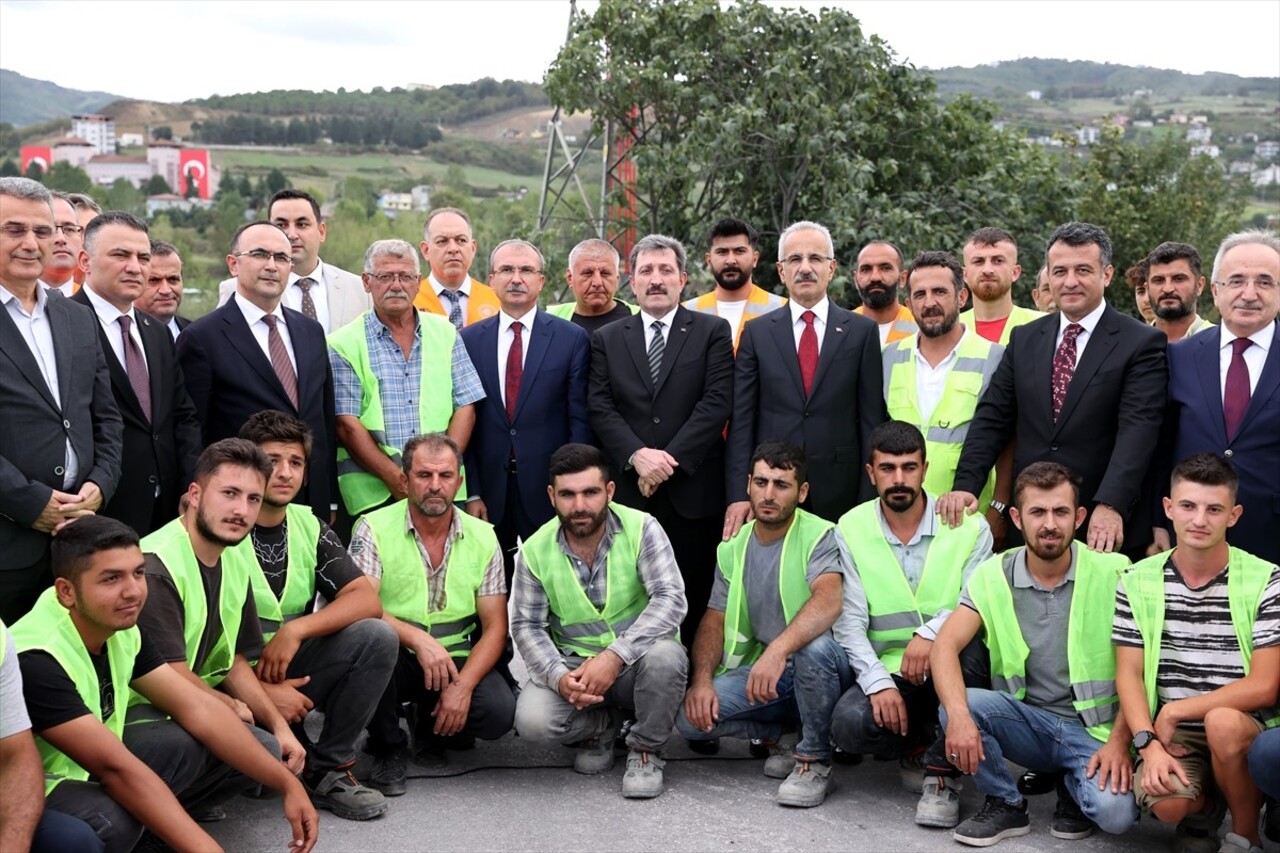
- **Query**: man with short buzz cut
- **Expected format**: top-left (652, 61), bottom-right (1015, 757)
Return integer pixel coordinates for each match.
top-left (959, 227), bottom-right (1042, 346)
top-left (1116, 452), bottom-right (1280, 853)
top-left (413, 206), bottom-right (500, 328)
top-left (546, 238), bottom-right (637, 333)
top-left (1146, 241), bottom-right (1213, 342)
top-left (72, 211), bottom-right (201, 536)
top-left (217, 189), bottom-right (369, 333)
top-left (854, 240), bottom-right (917, 348)
top-left (136, 240), bottom-right (191, 339)
top-left (512, 443), bottom-right (688, 799)
top-left (684, 217), bottom-right (787, 350)
top-left (12, 514), bottom-right (318, 853)
top-left (41, 193), bottom-right (85, 297)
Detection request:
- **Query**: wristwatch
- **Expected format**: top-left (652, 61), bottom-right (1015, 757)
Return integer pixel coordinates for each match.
top-left (988, 499), bottom-right (1007, 514)
top-left (1131, 730), bottom-right (1157, 751)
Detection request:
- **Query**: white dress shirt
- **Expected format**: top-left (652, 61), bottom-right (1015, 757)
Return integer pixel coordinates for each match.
top-left (913, 328), bottom-right (967, 425)
top-left (1219, 321), bottom-right (1274, 397)
top-left (82, 284), bottom-right (149, 372)
top-left (281, 258), bottom-right (332, 331)
top-left (639, 306), bottom-right (679, 351)
top-left (1055, 300), bottom-right (1107, 366)
top-left (430, 272), bottom-right (472, 314)
top-left (497, 308), bottom-right (536, 402)
top-left (166, 318), bottom-right (181, 340)
top-left (233, 292), bottom-right (297, 373)
top-left (788, 297), bottom-right (830, 353)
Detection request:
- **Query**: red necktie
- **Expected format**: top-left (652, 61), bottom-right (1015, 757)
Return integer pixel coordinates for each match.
top-left (505, 321), bottom-right (523, 422)
top-left (1051, 323), bottom-right (1082, 422)
top-left (1223, 337), bottom-right (1252, 439)
top-left (798, 310), bottom-right (818, 395)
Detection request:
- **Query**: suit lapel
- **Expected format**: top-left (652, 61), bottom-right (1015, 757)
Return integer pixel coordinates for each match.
top-left (1233, 319), bottom-right (1280, 439)
top-left (622, 314), bottom-right (651, 391)
top-left (514, 313), bottom-right (551, 421)
top-left (139, 312), bottom-right (166, 419)
top-left (1193, 329), bottom-right (1229, 445)
top-left (220, 303), bottom-right (287, 400)
top-left (768, 309), bottom-right (806, 404)
top-left (652, 307), bottom-right (693, 395)
top-left (809, 303), bottom-right (851, 396)
top-left (47, 295), bottom-right (76, 410)
top-left (1034, 318), bottom-right (1058, 428)
top-left (0, 299), bottom-right (61, 412)
top-left (1054, 308), bottom-right (1118, 433)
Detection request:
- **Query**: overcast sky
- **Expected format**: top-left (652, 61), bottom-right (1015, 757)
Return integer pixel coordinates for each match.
top-left (2, 0), bottom-right (1277, 102)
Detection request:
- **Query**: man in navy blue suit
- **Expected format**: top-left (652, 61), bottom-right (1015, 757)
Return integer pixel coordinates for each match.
top-left (1156, 229), bottom-right (1279, 563)
top-left (461, 239), bottom-right (591, 579)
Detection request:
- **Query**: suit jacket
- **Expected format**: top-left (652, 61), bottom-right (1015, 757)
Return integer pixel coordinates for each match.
top-left (1161, 319), bottom-right (1279, 563)
top-left (954, 305), bottom-right (1168, 539)
top-left (177, 299), bottom-right (337, 520)
top-left (460, 311), bottom-right (592, 531)
top-left (588, 306), bottom-right (734, 519)
top-left (71, 290), bottom-right (202, 535)
top-left (0, 290), bottom-right (123, 567)
top-left (726, 301), bottom-right (885, 521)
top-left (217, 262), bottom-right (371, 333)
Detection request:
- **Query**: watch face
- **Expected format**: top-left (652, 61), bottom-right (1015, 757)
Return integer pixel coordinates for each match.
top-left (1133, 731), bottom-right (1155, 749)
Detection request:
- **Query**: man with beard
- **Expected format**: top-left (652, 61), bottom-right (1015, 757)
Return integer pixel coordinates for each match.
top-left (831, 421), bottom-right (992, 829)
top-left (546, 238), bottom-right (637, 333)
top-left (512, 443), bottom-right (688, 799)
top-left (854, 240), bottom-right (917, 348)
top-left (1145, 242), bottom-right (1213, 342)
top-left (238, 410), bottom-right (395, 821)
top-left (136, 241), bottom-right (191, 340)
top-left (684, 217), bottom-right (786, 351)
top-left (40, 194), bottom-right (84, 297)
top-left (931, 462), bottom-right (1136, 847)
top-left (351, 434), bottom-right (514, 795)
top-left (958, 228), bottom-right (1043, 346)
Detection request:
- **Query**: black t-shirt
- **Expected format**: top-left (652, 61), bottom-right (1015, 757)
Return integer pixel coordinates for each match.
top-left (571, 301), bottom-right (632, 335)
top-left (250, 518), bottom-right (365, 609)
top-left (18, 633), bottom-right (165, 732)
top-left (136, 553), bottom-right (264, 668)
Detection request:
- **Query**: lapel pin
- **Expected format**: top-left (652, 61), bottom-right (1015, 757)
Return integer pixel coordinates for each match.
top-left (835, 326), bottom-right (844, 333)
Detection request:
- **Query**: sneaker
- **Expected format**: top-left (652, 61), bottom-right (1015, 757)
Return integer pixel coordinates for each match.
top-left (952, 796), bottom-right (1031, 847)
top-left (305, 768), bottom-right (389, 821)
top-left (916, 775), bottom-right (962, 828)
top-left (900, 752), bottom-right (927, 793)
top-left (686, 736), bottom-right (720, 755)
top-left (1050, 780), bottom-right (1095, 840)
top-left (1174, 792), bottom-right (1228, 853)
top-left (776, 760), bottom-right (834, 808)
top-left (367, 746), bottom-right (410, 797)
top-left (1218, 832), bottom-right (1264, 853)
top-left (1017, 768), bottom-right (1062, 797)
top-left (573, 737), bottom-right (616, 775)
top-left (621, 750), bottom-right (665, 799)
top-left (762, 737), bottom-right (796, 779)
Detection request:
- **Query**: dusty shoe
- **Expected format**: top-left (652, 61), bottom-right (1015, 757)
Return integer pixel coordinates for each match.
top-left (305, 767), bottom-right (389, 821)
top-left (367, 746), bottom-right (410, 797)
top-left (1217, 832), bottom-right (1263, 853)
top-left (762, 740), bottom-right (793, 779)
top-left (1049, 780), bottom-right (1094, 840)
top-left (621, 750), bottom-right (665, 799)
top-left (899, 751), bottom-right (927, 793)
top-left (916, 775), bottom-right (962, 828)
top-left (776, 760), bottom-right (834, 808)
top-left (574, 737), bottom-right (616, 775)
top-left (952, 796), bottom-right (1030, 847)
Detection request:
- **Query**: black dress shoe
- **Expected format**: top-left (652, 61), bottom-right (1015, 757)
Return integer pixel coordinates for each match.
top-left (1017, 769), bottom-right (1062, 796)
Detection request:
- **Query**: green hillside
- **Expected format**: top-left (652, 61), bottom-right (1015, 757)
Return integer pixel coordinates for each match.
top-left (0, 69), bottom-right (124, 127)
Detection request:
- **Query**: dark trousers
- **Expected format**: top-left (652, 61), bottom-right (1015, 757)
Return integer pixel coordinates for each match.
top-left (31, 809), bottom-right (103, 853)
top-left (0, 549), bottom-right (52, 625)
top-left (488, 472), bottom-right (540, 688)
top-left (642, 488), bottom-right (720, 653)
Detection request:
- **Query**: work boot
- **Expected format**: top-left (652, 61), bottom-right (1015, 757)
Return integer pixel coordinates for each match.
top-left (305, 767), bottom-right (389, 821)
top-left (899, 751), bottom-right (927, 793)
top-left (367, 746), bottom-right (410, 797)
top-left (952, 796), bottom-right (1031, 847)
top-left (762, 734), bottom-right (798, 779)
top-left (916, 775), bottom-right (962, 828)
top-left (621, 750), bottom-right (665, 799)
top-left (776, 760), bottom-right (834, 808)
top-left (1049, 778), bottom-right (1095, 840)
top-left (573, 737), bottom-right (616, 775)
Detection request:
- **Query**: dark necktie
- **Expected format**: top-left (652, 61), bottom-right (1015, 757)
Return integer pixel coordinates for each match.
top-left (798, 310), bottom-right (818, 395)
top-left (505, 321), bottom-right (523, 422)
top-left (1051, 322), bottom-right (1083, 422)
top-left (117, 316), bottom-right (152, 422)
top-left (1223, 337), bottom-right (1253, 439)
top-left (262, 314), bottom-right (299, 410)
top-left (648, 320), bottom-right (665, 385)
top-left (295, 277), bottom-right (318, 321)
top-left (440, 289), bottom-right (464, 330)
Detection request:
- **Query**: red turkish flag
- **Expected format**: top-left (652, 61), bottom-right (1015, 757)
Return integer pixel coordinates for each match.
top-left (21, 146), bottom-right (53, 175)
top-left (179, 149), bottom-right (211, 199)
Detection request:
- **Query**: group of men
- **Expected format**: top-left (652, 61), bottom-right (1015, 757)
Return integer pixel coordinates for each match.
top-left (1, 170), bottom-right (1278, 853)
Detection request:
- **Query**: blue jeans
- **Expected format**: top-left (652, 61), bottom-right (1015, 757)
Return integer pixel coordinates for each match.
top-left (942, 688), bottom-right (1138, 835)
top-left (1249, 727), bottom-right (1280, 800)
top-left (676, 634), bottom-right (852, 762)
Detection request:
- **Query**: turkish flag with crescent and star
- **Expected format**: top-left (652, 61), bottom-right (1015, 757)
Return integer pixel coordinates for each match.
top-left (21, 146), bottom-right (53, 175)
top-left (179, 149), bottom-right (211, 199)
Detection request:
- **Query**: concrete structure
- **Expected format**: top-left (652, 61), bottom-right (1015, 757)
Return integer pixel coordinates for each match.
top-left (71, 114), bottom-right (115, 154)
top-left (19, 140), bottom-right (219, 199)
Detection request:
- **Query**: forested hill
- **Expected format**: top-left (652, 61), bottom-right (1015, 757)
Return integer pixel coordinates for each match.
top-left (929, 58), bottom-right (1278, 100)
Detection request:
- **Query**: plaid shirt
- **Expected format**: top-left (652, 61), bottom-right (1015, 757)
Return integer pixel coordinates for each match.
top-left (510, 509), bottom-right (687, 690)
top-left (330, 311), bottom-right (485, 457)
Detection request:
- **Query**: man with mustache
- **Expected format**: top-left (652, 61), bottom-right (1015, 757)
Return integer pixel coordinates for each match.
top-left (959, 228), bottom-right (1043, 346)
top-left (831, 421), bottom-right (992, 829)
top-left (1145, 242), bottom-right (1213, 342)
top-left (329, 239), bottom-right (484, 535)
top-left (684, 217), bottom-right (786, 351)
top-left (931, 462), bottom-right (1137, 847)
top-left (40, 193), bottom-right (84, 297)
top-left (546, 238), bottom-right (637, 333)
top-left (135, 241), bottom-right (191, 340)
top-left (854, 240), bottom-right (917, 349)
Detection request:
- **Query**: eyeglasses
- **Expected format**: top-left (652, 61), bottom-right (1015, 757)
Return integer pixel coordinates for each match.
top-left (234, 249), bottom-right (294, 265)
top-left (368, 272), bottom-right (420, 285)
top-left (55, 223), bottom-right (83, 236)
top-left (493, 265), bottom-right (543, 278)
top-left (1215, 276), bottom-right (1277, 292)
top-left (781, 253), bottom-right (833, 268)
top-left (1, 223), bottom-right (55, 239)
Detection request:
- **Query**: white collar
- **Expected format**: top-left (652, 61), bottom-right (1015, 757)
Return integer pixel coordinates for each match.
top-left (499, 307), bottom-right (537, 333)
top-left (788, 296), bottom-right (830, 325)
top-left (1219, 319), bottom-right (1275, 353)
top-left (639, 305), bottom-right (679, 328)
top-left (1059, 300), bottom-right (1106, 335)
top-left (82, 282), bottom-right (137, 326)
top-left (430, 272), bottom-right (471, 298)
top-left (290, 258), bottom-right (324, 286)
top-left (233, 291), bottom-right (286, 326)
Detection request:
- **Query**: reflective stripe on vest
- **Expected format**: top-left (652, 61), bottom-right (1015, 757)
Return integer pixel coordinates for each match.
top-left (1122, 547), bottom-right (1280, 729)
top-left (836, 499), bottom-right (980, 671)
top-left (12, 588), bottom-right (142, 793)
top-left (328, 310), bottom-right (456, 515)
top-left (362, 501), bottom-right (495, 658)
top-left (966, 546), bottom-right (1130, 742)
top-left (717, 508), bottom-right (832, 675)
top-left (248, 504), bottom-right (321, 643)
top-left (521, 503), bottom-right (650, 658)
top-left (683, 286), bottom-right (786, 348)
top-left (882, 334), bottom-right (1003, 511)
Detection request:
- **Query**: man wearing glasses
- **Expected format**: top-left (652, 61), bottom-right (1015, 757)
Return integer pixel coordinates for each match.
top-left (40, 193), bottom-right (86, 297)
top-left (177, 220), bottom-right (338, 524)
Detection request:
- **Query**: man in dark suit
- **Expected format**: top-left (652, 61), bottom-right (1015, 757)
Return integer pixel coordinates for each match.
top-left (1157, 229), bottom-right (1279, 563)
top-left (461, 239), bottom-right (591, 578)
top-left (0, 177), bottom-right (123, 623)
top-left (724, 220), bottom-right (885, 535)
top-left (72, 212), bottom-right (201, 535)
top-left (177, 221), bottom-right (337, 522)
top-left (589, 234), bottom-right (734, 644)
top-left (941, 221), bottom-right (1168, 555)
top-left (135, 240), bottom-right (192, 340)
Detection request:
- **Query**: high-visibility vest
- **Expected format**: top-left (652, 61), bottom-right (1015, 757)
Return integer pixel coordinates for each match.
top-left (857, 304), bottom-right (917, 348)
top-left (140, 518), bottom-right (256, 689)
top-left (717, 509), bottom-right (832, 675)
top-left (1121, 547), bottom-right (1280, 729)
top-left (413, 278), bottom-right (501, 325)
top-left (546, 300), bottom-right (638, 321)
top-left (836, 499), bottom-right (982, 672)
top-left (11, 589), bottom-right (141, 793)
top-left (966, 547), bottom-right (1130, 743)
top-left (328, 311), bottom-right (455, 515)
top-left (247, 504), bottom-right (320, 643)
top-left (520, 503), bottom-right (650, 658)
top-left (882, 332), bottom-right (1004, 511)
top-left (362, 502), bottom-right (495, 658)
top-left (683, 284), bottom-right (787, 349)
top-left (958, 304), bottom-right (1043, 346)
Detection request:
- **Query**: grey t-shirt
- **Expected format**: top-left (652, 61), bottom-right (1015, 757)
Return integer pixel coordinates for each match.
top-left (0, 625), bottom-right (31, 738)
top-left (959, 545), bottom-right (1077, 720)
top-left (708, 528), bottom-right (843, 645)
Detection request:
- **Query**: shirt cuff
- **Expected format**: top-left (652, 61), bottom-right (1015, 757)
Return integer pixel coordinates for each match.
top-left (541, 661), bottom-right (572, 692)
top-left (857, 665), bottom-right (896, 697)
top-left (606, 638), bottom-right (637, 667)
